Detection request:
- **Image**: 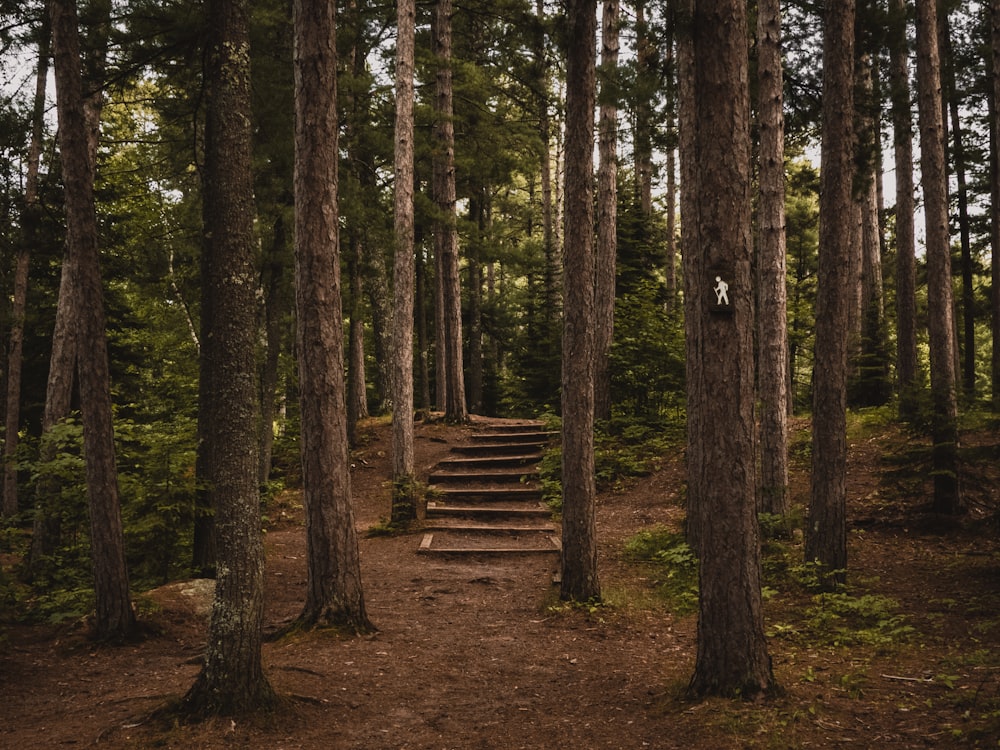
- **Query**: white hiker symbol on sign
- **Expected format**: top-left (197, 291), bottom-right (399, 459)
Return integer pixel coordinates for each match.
top-left (714, 276), bottom-right (729, 306)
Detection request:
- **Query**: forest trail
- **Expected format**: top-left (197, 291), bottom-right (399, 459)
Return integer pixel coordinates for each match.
top-left (417, 420), bottom-right (562, 557)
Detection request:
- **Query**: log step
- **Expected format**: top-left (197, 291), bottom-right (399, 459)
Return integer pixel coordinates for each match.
top-left (417, 532), bottom-right (561, 556)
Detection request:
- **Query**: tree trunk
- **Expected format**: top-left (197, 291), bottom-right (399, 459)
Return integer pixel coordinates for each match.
top-left (391, 0), bottom-right (417, 523)
top-left (4, 22), bottom-right (48, 519)
top-left (992, 0), bottom-right (1000, 412)
top-left (681, 0), bottom-right (774, 700)
top-left (850, 35), bottom-right (891, 409)
top-left (433, 0), bottom-right (467, 423)
top-left (182, 0), bottom-right (274, 714)
top-left (634, 0), bottom-right (654, 215)
top-left (347, 231), bottom-right (369, 441)
top-left (291, 0), bottom-right (372, 632)
top-left (594, 0), bottom-right (619, 424)
top-left (937, 12), bottom-right (974, 397)
top-left (755, 0), bottom-right (789, 517)
top-left (560, 0), bottom-right (600, 604)
top-left (50, 0), bottom-right (137, 643)
top-left (915, 0), bottom-right (963, 514)
top-left (806, 0), bottom-right (855, 586)
top-left (259, 214), bottom-right (288, 487)
top-left (467, 196), bottom-right (485, 415)
top-left (888, 0), bottom-right (919, 421)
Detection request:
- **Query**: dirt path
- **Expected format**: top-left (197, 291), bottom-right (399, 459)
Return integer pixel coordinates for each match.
top-left (2, 416), bottom-right (1000, 748)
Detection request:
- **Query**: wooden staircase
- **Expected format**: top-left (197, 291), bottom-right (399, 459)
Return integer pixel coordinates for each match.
top-left (417, 421), bottom-right (561, 556)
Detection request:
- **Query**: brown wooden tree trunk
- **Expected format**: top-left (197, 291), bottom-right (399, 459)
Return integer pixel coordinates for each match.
top-left (291, 0), bottom-right (372, 632)
top-left (915, 0), bottom-right (963, 514)
top-left (681, 0), bottom-right (774, 699)
top-left (755, 0), bottom-right (789, 517)
top-left (888, 0), bottom-right (919, 421)
top-left (634, 0), bottom-right (653, 215)
top-left (391, 0), bottom-right (417, 523)
top-left (182, 0), bottom-right (274, 714)
top-left (594, 0), bottom-right (619, 424)
top-left (806, 0), bottom-right (856, 586)
top-left (347, 231), bottom-right (369, 441)
top-left (992, 0), bottom-right (1000, 412)
top-left (433, 0), bottom-right (467, 423)
top-left (939, 13), bottom-right (976, 397)
top-left (50, 0), bottom-right (137, 643)
top-left (4, 23), bottom-right (48, 519)
top-left (259, 215), bottom-right (288, 486)
top-left (560, 0), bottom-right (600, 604)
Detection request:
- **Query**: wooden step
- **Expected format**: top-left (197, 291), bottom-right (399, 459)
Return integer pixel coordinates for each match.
top-left (417, 532), bottom-right (561, 556)
top-left (468, 431), bottom-right (553, 443)
top-left (436, 454), bottom-right (541, 470)
top-left (432, 486), bottom-right (543, 502)
top-left (449, 442), bottom-right (546, 456)
top-left (427, 468), bottom-right (539, 484)
top-left (421, 521), bottom-right (557, 533)
top-left (425, 502), bottom-right (552, 520)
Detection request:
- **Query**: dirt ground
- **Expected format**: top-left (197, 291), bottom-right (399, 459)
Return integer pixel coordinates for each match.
top-left (3, 414), bottom-right (1000, 748)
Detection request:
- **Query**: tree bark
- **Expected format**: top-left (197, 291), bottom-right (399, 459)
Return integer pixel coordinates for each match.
top-left (259, 214), bottom-right (289, 487)
top-left (888, 0), bottom-right (919, 420)
top-left (50, 0), bottom-right (137, 643)
top-left (5, 20), bottom-right (49, 519)
top-left (182, 0), bottom-right (275, 714)
top-left (291, 0), bottom-right (372, 632)
top-left (992, 0), bottom-right (1000, 412)
top-left (939, 12), bottom-right (975, 397)
top-left (433, 0), bottom-right (467, 423)
top-left (806, 0), bottom-right (856, 586)
top-left (681, 0), bottom-right (774, 699)
top-left (915, 0), bottom-right (962, 514)
top-left (560, 0), bottom-right (600, 603)
top-left (594, 0), bottom-right (619, 424)
top-left (391, 0), bottom-right (417, 523)
top-left (634, 0), bottom-right (654, 215)
top-left (755, 0), bottom-right (789, 517)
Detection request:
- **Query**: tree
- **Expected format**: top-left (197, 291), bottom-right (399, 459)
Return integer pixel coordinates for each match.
top-left (681, 0), bottom-right (775, 699)
top-left (50, 0), bottom-right (137, 642)
top-left (4, 16), bottom-right (48, 519)
top-left (432, 0), bottom-right (467, 422)
top-left (391, 0), bottom-right (418, 523)
top-left (594, 0), bottom-right (619, 423)
top-left (755, 0), bottom-right (789, 517)
top-left (888, 0), bottom-right (919, 421)
top-left (806, 0), bottom-right (855, 586)
top-left (291, 0), bottom-right (372, 632)
top-left (915, 0), bottom-right (962, 514)
top-left (992, 0), bottom-right (1000, 412)
top-left (181, 0), bottom-right (275, 714)
top-left (560, 0), bottom-right (600, 603)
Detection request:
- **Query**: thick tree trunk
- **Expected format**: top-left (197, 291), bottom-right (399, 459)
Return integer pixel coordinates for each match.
top-left (888, 0), bottom-right (919, 420)
top-left (560, 0), bottom-right (600, 604)
top-left (682, 0), bottom-right (774, 700)
top-left (291, 0), bottom-right (371, 632)
top-left (806, 0), bottom-right (855, 586)
top-left (50, 0), bottom-right (136, 643)
top-left (594, 0), bottom-right (619, 424)
top-left (755, 0), bottom-right (789, 517)
top-left (915, 0), bottom-right (963, 514)
top-left (182, 0), bottom-right (274, 714)
top-left (433, 0), bottom-right (467, 423)
top-left (391, 0), bottom-right (417, 523)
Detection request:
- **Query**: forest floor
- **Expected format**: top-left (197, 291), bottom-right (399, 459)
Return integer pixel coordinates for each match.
top-left (3, 412), bottom-right (1000, 748)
